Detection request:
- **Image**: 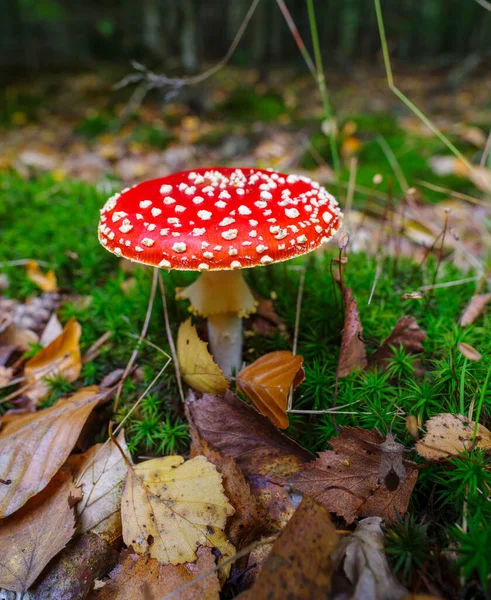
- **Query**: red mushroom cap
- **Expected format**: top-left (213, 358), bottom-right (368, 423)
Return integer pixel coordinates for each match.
top-left (98, 167), bottom-right (342, 271)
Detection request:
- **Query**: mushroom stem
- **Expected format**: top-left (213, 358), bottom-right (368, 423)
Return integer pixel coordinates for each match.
top-left (207, 312), bottom-right (243, 376)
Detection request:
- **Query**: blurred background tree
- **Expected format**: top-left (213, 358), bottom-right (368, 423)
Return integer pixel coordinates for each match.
top-left (1, 0), bottom-right (490, 74)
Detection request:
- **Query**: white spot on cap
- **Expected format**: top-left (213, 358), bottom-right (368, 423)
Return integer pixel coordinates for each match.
top-left (160, 228), bottom-right (169, 236)
top-left (172, 242), bottom-right (187, 253)
top-left (236, 188), bottom-right (245, 195)
top-left (238, 205), bottom-right (251, 215)
top-left (136, 214), bottom-right (143, 220)
top-left (322, 211), bottom-right (333, 224)
top-left (119, 219), bottom-right (133, 233)
top-left (175, 205), bottom-right (186, 213)
top-left (229, 248), bottom-right (238, 256)
top-left (285, 208), bottom-right (300, 218)
top-left (147, 224), bottom-right (156, 231)
top-left (198, 210), bottom-right (212, 220)
top-left (135, 246), bottom-right (144, 252)
top-left (215, 200), bottom-right (227, 208)
top-left (230, 261), bottom-right (242, 269)
top-left (203, 251), bottom-right (214, 259)
top-left (160, 184), bottom-right (173, 194)
top-left (219, 190), bottom-right (231, 199)
top-left (193, 196), bottom-right (204, 205)
top-left (163, 196), bottom-right (176, 205)
top-left (321, 236), bottom-right (330, 244)
top-left (255, 201), bottom-right (267, 209)
top-left (222, 229), bottom-right (238, 240)
top-left (168, 217), bottom-right (180, 225)
top-left (315, 225), bottom-right (323, 233)
top-left (198, 263), bottom-right (209, 271)
top-left (112, 211), bottom-right (128, 223)
top-left (260, 190), bottom-right (273, 200)
top-left (201, 241), bottom-right (209, 249)
top-left (114, 247), bottom-right (122, 257)
top-left (260, 255), bottom-right (273, 264)
top-left (140, 200), bottom-right (152, 209)
top-left (249, 230), bottom-right (257, 238)
top-left (297, 234), bottom-right (307, 244)
top-left (256, 244), bottom-right (267, 253)
top-left (219, 217), bottom-right (235, 227)
top-left (192, 228), bottom-right (206, 236)
top-left (142, 238), bottom-right (155, 247)
top-left (214, 245), bottom-right (223, 251)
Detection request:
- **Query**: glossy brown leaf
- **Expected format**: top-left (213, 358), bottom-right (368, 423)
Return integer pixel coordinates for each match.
top-left (368, 316), bottom-right (426, 370)
top-left (24, 317), bottom-right (82, 403)
top-left (236, 350), bottom-right (304, 429)
top-left (0, 385), bottom-right (109, 517)
top-left (0, 468), bottom-right (82, 593)
top-left (290, 428), bottom-right (418, 523)
top-left (240, 497), bottom-right (338, 600)
top-left (99, 547), bottom-right (220, 600)
top-left (338, 287), bottom-right (367, 377)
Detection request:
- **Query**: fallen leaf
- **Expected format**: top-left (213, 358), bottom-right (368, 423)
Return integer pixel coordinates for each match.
top-left (39, 312), bottom-right (63, 347)
top-left (67, 431), bottom-right (129, 544)
top-left (0, 385), bottom-right (110, 517)
top-left (459, 293), bottom-right (491, 327)
top-left (25, 259), bottom-right (58, 292)
top-left (99, 547), bottom-right (220, 600)
top-left (247, 291), bottom-right (287, 338)
top-left (0, 468), bottom-right (82, 593)
top-left (368, 316), bottom-right (426, 370)
top-left (236, 351), bottom-right (304, 429)
top-left (28, 532), bottom-right (117, 599)
top-left (186, 391), bottom-right (312, 480)
top-left (189, 433), bottom-right (259, 547)
top-left (332, 516), bottom-right (408, 600)
top-left (338, 287), bottom-right (367, 377)
top-left (177, 318), bottom-right (229, 395)
top-left (290, 428), bottom-right (418, 523)
top-left (24, 317), bottom-right (82, 402)
top-left (457, 342), bottom-right (482, 362)
top-left (122, 455), bottom-right (235, 565)
top-left (0, 322), bottom-right (39, 352)
top-left (416, 413), bottom-right (491, 460)
top-left (0, 366), bottom-right (13, 387)
top-left (240, 497), bottom-right (338, 599)
top-left (186, 391), bottom-right (312, 533)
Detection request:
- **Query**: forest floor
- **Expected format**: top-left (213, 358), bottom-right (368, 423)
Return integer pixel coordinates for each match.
top-left (0, 65), bottom-right (490, 599)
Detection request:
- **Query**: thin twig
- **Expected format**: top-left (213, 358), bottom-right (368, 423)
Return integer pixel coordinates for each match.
top-left (0, 259), bottom-right (50, 268)
top-left (480, 128), bottom-right (491, 167)
top-left (158, 271), bottom-right (185, 405)
top-left (368, 263), bottom-right (382, 305)
top-left (275, 0), bottom-right (316, 77)
top-left (414, 179), bottom-right (488, 208)
top-left (344, 157), bottom-right (358, 231)
top-left (377, 136), bottom-right (408, 192)
top-left (419, 276), bottom-right (479, 292)
top-left (113, 268), bottom-right (158, 411)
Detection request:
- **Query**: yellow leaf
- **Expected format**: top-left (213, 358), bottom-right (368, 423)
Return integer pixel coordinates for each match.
top-left (177, 318), bottom-right (229, 395)
top-left (25, 260), bottom-right (58, 292)
top-left (0, 386), bottom-right (106, 517)
top-left (236, 351), bottom-right (304, 429)
top-left (24, 317), bottom-right (82, 402)
top-left (122, 455), bottom-right (235, 566)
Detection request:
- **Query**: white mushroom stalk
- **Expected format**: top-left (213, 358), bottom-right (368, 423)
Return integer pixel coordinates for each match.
top-left (176, 270), bottom-right (256, 376)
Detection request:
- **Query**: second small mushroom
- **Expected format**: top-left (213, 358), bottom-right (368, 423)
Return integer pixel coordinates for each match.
top-left (98, 167), bottom-right (343, 376)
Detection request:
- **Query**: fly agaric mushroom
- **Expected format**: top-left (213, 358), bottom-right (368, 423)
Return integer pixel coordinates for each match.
top-left (98, 168), bottom-right (342, 375)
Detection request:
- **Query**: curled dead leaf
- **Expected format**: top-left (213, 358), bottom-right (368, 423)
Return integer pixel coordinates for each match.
top-left (0, 385), bottom-right (110, 517)
top-left (0, 468), bottom-right (82, 593)
top-left (177, 318), bottom-right (229, 395)
top-left (236, 350), bottom-right (304, 429)
top-left (338, 287), bottom-right (367, 377)
top-left (457, 342), bottom-right (482, 362)
top-left (24, 317), bottom-right (82, 402)
top-left (459, 293), bottom-right (491, 327)
top-left (416, 413), bottom-right (491, 460)
top-left (368, 316), bottom-right (426, 371)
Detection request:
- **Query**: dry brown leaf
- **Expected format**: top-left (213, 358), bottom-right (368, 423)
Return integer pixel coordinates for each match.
top-left (122, 455), bottom-right (235, 566)
top-left (459, 293), bottom-right (491, 327)
top-left (0, 385), bottom-right (109, 517)
top-left (186, 391), bottom-right (312, 533)
top-left (290, 428), bottom-right (418, 524)
top-left (247, 291), bottom-right (287, 338)
top-left (236, 350), bottom-right (304, 429)
top-left (24, 317), bottom-right (82, 402)
top-left (189, 432), bottom-right (259, 547)
top-left (369, 316), bottom-right (426, 370)
top-left (240, 496), bottom-right (338, 600)
top-left (457, 342), bottom-right (482, 362)
top-left (99, 547), bottom-right (220, 600)
top-left (0, 322), bottom-right (39, 352)
top-left (177, 318), bottom-right (229, 395)
top-left (0, 468), bottom-right (82, 593)
top-left (0, 365), bottom-right (13, 387)
top-left (332, 516), bottom-right (408, 600)
top-left (67, 431), bottom-right (129, 544)
top-left (338, 287), bottom-right (367, 377)
top-left (25, 259), bottom-right (58, 292)
top-left (416, 413), bottom-right (491, 460)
